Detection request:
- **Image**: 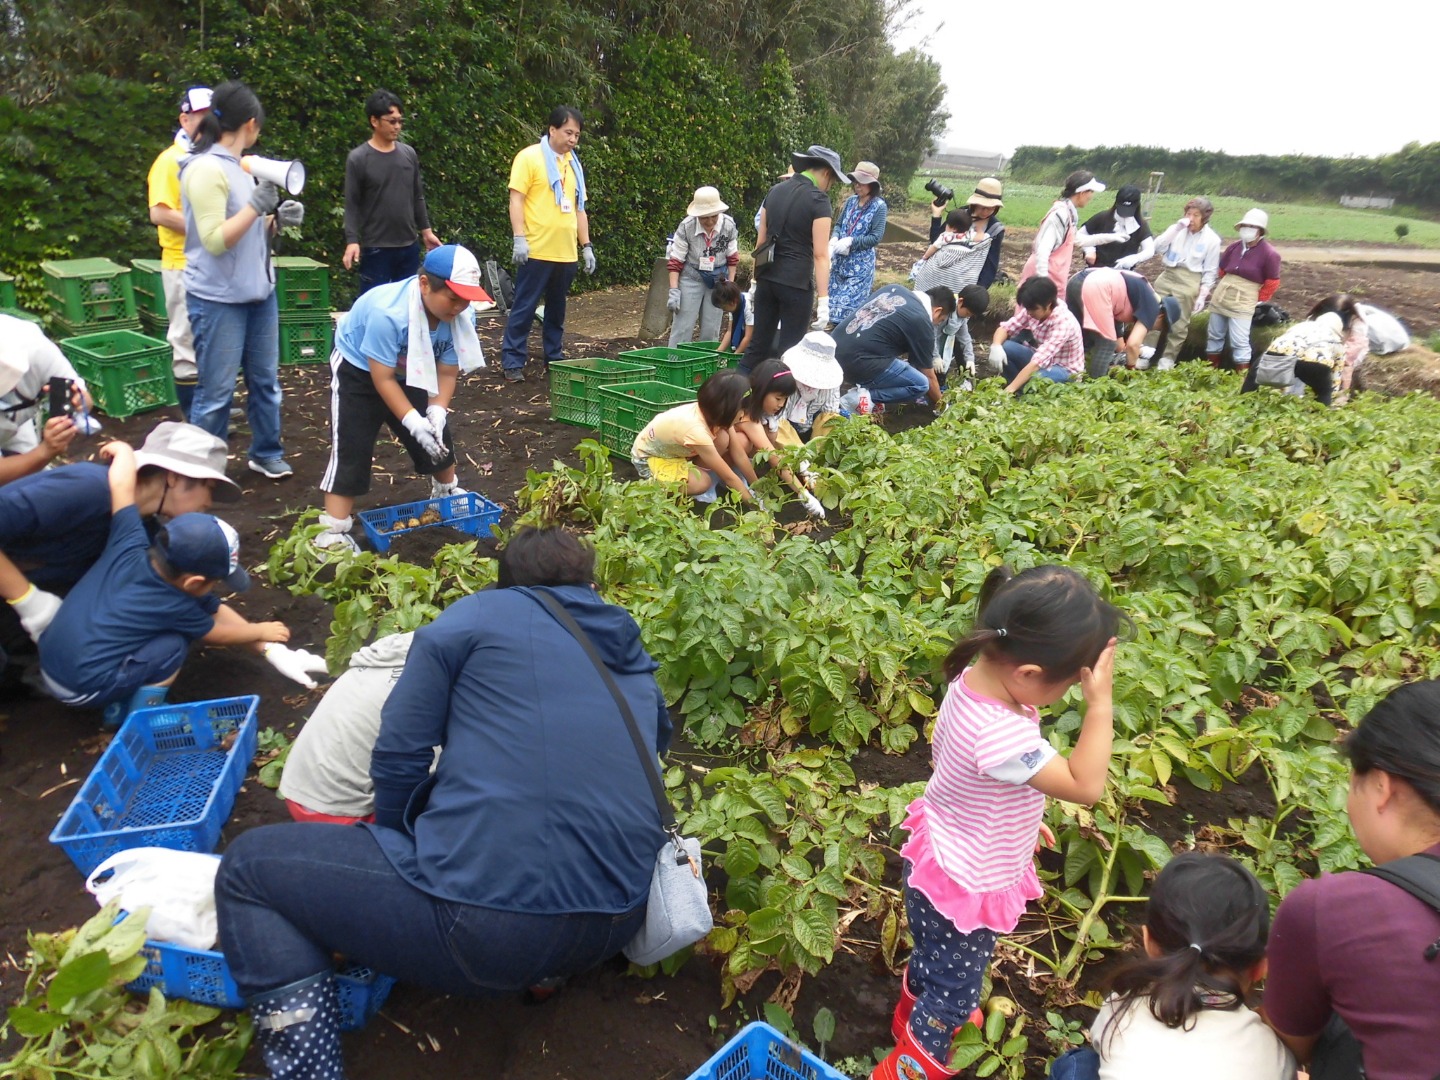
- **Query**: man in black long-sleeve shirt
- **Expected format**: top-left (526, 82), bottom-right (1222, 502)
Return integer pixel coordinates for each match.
top-left (343, 89), bottom-right (441, 294)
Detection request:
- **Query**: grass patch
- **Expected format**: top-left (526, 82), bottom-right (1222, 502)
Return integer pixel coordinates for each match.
top-left (906, 175), bottom-right (1440, 248)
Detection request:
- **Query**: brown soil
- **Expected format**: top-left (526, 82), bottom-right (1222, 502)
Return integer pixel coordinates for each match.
top-left (4, 244), bottom-right (1439, 1078)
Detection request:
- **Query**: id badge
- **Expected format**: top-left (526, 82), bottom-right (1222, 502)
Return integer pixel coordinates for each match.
top-left (699, 256), bottom-right (716, 272)
top-left (560, 196), bottom-right (574, 214)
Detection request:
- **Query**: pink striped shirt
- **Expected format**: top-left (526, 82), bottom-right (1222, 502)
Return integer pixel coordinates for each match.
top-left (917, 669), bottom-right (1055, 893)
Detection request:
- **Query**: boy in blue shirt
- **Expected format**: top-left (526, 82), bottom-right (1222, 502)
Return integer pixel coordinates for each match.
top-left (315, 244), bottom-right (490, 552)
top-left (10, 441), bottom-right (325, 726)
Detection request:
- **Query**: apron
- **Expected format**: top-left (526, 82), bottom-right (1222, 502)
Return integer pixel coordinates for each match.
top-left (1020, 201), bottom-right (1076, 287)
top-left (1208, 274), bottom-right (1261, 320)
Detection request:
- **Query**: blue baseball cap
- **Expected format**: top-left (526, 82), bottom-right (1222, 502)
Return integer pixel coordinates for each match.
top-left (422, 244), bottom-right (491, 302)
top-left (158, 513), bottom-right (250, 592)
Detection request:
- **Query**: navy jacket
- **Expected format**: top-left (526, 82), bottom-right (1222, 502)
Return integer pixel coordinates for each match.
top-left (367, 585), bottom-right (672, 914)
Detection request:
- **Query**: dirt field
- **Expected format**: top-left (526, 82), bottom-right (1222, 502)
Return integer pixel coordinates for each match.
top-left (2, 230), bottom-right (1437, 1078)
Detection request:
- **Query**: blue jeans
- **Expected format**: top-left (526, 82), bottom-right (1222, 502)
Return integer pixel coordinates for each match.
top-left (186, 292), bottom-right (284, 462)
top-left (1002, 341), bottom-right (1076, 390)
top-left (215, 822), bottom-right (645, 999)
top-left (866, 358), bottom-right (931, 403)
top-left (1049, 1048), bottom-right (1100, 1080)
top-left (358, 244), bottom-right (421, 295)
top-left (502, 258), bottom-right (578, 372)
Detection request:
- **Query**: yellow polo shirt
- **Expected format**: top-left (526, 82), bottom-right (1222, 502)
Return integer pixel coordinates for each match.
top-left (147, 139), bottom-right (188, 270)
top-left (509, 142), bottom-right (579, 263)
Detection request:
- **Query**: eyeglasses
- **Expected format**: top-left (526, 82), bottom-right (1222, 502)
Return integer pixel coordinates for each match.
top-left (381, 115), bottom-right (404, 126)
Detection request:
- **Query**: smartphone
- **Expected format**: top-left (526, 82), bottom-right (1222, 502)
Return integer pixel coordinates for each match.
top-left (47, 376), bottom-right (75, 418)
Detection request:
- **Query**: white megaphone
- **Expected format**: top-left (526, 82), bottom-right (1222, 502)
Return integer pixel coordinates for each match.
top-left (242, 155), bottom-right (306, 196)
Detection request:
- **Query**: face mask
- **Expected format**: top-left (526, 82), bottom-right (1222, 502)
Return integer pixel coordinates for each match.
top-left (1238, 227), bottom-right (1259, 244)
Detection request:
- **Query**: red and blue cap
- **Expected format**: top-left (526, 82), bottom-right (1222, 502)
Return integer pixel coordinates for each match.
top-left (158, 513), bottom-right (250, 592)
top-left (422, 245), bottom-right (492, 302)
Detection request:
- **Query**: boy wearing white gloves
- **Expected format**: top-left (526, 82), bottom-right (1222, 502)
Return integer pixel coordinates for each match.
top-left (316, 244), bottom-right (489, 552)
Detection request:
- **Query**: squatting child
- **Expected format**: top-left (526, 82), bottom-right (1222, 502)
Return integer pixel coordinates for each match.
top-left (630, 368), bottom-right (755, 505)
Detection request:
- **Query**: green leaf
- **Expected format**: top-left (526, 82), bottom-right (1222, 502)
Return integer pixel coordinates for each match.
top-left (790, 908), bottom-right (835, 962)
top-left (745, 907), bottom-right (786, 942)
top-left (47, 949), bottom-right (111, 1009)
top-left (6, 1003), bottom-right (66, 1037)
top-left (723, 838), bottom-right (761, 878)
top-left (813, 1005), bottom-right (836, 1046)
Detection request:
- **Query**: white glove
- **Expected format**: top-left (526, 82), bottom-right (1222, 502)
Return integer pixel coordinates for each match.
top-left (426, 404), bottom-right (449, 444)
top-left (276, 200), bottom-right (305, 228)
top-left (834, 236), bottom-right (853, 257)
top-left (989, 343), bottom-right (1005, 367)
top-left (827, 238), bottom-right (839, 260)
top-left (1115, 255), bottom-right (1139, 270)
top-left (667, 287), bottom-right (682, 312)
top-left (512, 236), bottom-right (529, 266)
top-left (262, 644), bottom-right (330, 689)
top-left (581, 243), bottom-right (596, 275)
top-left (812, 296), bottom-right (830, 329)
top-left (801, 492), bottom-right (826, 519)
top-left (1193, 291), bottom-right (1210, 314)
top-left (9, 584), bottom-right (62, 642)
top-left (402, 409), bottom-right (445, 463)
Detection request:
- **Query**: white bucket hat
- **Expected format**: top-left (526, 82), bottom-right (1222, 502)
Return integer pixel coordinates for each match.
top-left (134, 421), bottom-right (242, 502)
top-left (686, 186), bottom-right (728, 217)
top-left (781, 332), bottom-right (843, 390)
top-left (1237, 208), bottom-right (1269, 232)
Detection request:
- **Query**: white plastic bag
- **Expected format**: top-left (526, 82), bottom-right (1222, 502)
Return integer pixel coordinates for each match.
top-left (1356, 304), bottom-right (1410, 355)
top-left (85, 847), bottom-right (220, 949)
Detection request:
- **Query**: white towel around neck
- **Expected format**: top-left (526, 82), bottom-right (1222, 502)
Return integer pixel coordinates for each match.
top-left (406, 279), bottom-right (485, 395)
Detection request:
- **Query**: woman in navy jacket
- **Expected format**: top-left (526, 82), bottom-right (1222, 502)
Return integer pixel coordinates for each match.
top-left (216, 527), bottom-right (670, 1079)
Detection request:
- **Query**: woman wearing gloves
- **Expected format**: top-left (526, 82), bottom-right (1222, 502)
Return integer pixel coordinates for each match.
top-left (1017, 170), bottom-right (1105, 292)
top-left (1077, 184), bottom-right (1153, 271)
top-left (666, 187), bottom-right (739, 347)
top-left (1144, 197), bottom-right (1222, 370)
top-left (1206, 209), bottom-right (1281, 377)
top-left (180, 80), bottom-right (297, 481)
top-left (314, 245), bottom-right (489, 553)
top-left (828, 162), bottom-right (888, 325)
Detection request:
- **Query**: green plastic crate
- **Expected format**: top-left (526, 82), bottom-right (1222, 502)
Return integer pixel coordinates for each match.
top-left (278, 315), bottom-right (334, 365)
top-left (58, 329), bottom-right (177, 419)
top-left (679, 340), bottom-right (722, 353)
top-left (0, 271), bottom-right (15, 309)
top-left (129, 258), bottom-right (168, 321)
top-left (273, 257), bottom-right (330, 312)
top-left (139, 310), bottom-right (169, 338)
top-left (40, 259), bottom-right (137, 328)
top-left (595, 380), bottom-right (697, 458)
top-left (0, 307), bottom-right (44, 327)
top-left (548, 357), bottom-right (657, 428)
top-left (619, 347), bottom-right (724, 390)
top-left (54, 315), bottom-right (143, 338)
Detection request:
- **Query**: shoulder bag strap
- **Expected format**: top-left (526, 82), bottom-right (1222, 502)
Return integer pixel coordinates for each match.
top-left (524, 589), bottom-right (676, 835)
top-left (1362, 852), bottom-right (1440, 960)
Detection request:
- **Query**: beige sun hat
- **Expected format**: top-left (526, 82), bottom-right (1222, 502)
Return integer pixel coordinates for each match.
top-left (851, 161), bottom-right (882, 193)
top-left (1236, 208), bottom-right (1269, 232)
top-left (686, 186), bottom-right (729, 218)
top-left (968, 177), bottom-right (1004, 208)
top-left (134, 421), bottom-right (242, 502)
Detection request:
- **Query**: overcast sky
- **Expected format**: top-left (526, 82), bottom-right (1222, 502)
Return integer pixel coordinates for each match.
top-left (892, 0), bottom-right (1439, 159)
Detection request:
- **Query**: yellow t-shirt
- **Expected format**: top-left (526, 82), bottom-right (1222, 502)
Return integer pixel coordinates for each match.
top-left (631, 402), bottom-right (714, 461)
top-left (509, 141), bottom-right (579, 263)
top-left (148, 139), bottom-right (188, 270)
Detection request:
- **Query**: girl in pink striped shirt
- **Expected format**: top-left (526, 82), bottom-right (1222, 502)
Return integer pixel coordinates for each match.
top-left (873, 565), bottom-right (1126, 1080)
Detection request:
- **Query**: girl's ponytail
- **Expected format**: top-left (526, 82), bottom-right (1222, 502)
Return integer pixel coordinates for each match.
top-left (190, 81), bottom-right (265, 155)
top-left (1099, 854), bottom-right (1268, 1049)
top-left (942, 565), bottom-right (1014, 681)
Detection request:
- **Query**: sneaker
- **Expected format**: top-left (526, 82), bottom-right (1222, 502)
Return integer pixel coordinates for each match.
top-left (248, 457), bottom-right (294, 480)
top-left (503, 369), bottom-right (526, 383)
top-left (1157, 357), bottom-right (1175, 371)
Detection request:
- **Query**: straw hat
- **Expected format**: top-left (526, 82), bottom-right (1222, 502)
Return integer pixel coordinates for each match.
top-left (968, 177), bottom-right (1004, 208)
top-left (686, 186), bottom-right (728, 217)
top-left (781, 332), bottom-right (843, 390)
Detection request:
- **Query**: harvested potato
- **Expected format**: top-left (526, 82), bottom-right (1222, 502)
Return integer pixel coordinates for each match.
top-left (390, 521), bottom-right (405, 532)
top-left (419, 508), bottom-right (442, 525)
top-left (407, 517), bottom-right (422, 528)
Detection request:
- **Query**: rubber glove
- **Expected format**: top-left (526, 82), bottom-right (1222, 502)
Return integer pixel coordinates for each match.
top-left (401, 409), bottom-right (445, 463)
top-left (262, 643), bottom-right (330, 689)
top-left (1193, 290), bottom-right (1210, 314)
top-left (8, 584), bottom-right (62, 642)
top-left (802, 492), bottom-right (826, 519)
top-left (581, 243), bottom-right (596, 275)
top-left (812, 296), bottom-right (830, 329)
top-left (827, 237), bottom-right (839, 260)
top-left (834, 236), bottom-right (853, 257)
top-left (425, 404), bottom-right (449, 444)
top-left (276, 200), bottom-right (305, 228)
top-left (667, 287), bottom-right (682, 312)
top-left (248, 180), bottom-right (281, 217)
top-left (512, 236), bottom-right (529, 266)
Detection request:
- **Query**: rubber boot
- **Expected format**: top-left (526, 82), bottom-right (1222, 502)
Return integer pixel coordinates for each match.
top-left (870, 1016), bottom-right (958, 1080)
top-left (891, 968), bottom-right (918, 1042)
top-left (1206, 352), bottom-right (1224, 369)
top-left (101, 684), bottom-right (169, 731)
top-left (1233, 363), bottom-right (1250, 380)
top-left (249, 972), bottom-right (346, 1080)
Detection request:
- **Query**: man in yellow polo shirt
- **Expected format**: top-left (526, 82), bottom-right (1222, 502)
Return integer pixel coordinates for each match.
top-left (500, 106), bottom-right (596, 383)
top-left (146, 86), bottom-right (211, 413)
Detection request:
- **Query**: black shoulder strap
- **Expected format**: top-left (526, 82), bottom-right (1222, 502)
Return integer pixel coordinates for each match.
top-left (522, 589), bottom-right (675, 835)
top-left (1362, 853), bottom-right (1440, 960)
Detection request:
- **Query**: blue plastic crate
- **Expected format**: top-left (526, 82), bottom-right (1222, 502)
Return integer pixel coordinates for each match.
top-left (49, 697), bottom-right (259, 876)
top-left (687, 1022), bottom-right (848, 1080)
top-left (121, 912), bottom-right (392, 1029)
top-left (356, 492), bottom-right (503, 553)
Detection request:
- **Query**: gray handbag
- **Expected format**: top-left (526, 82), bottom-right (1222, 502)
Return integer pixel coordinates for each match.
top-left (1254, 350), bottom-right (1298, 388)
top-left (526, 590), bottom-right (713, 966)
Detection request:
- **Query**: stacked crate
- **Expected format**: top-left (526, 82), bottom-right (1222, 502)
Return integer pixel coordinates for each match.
top-left (0, 270), bottom-right (42, 325)
top-left (274, 256), bottom-right (333, 364)
top-left (39, 258), bottom-right (141, 337)
top-left (128, 258), bottom-right (170, 339)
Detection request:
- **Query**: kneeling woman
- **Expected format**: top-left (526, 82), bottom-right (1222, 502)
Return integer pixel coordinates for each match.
top-left (216, 528), bottom-right (673, 1078)
top-left (631, 368), bottom-right (755, 504)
